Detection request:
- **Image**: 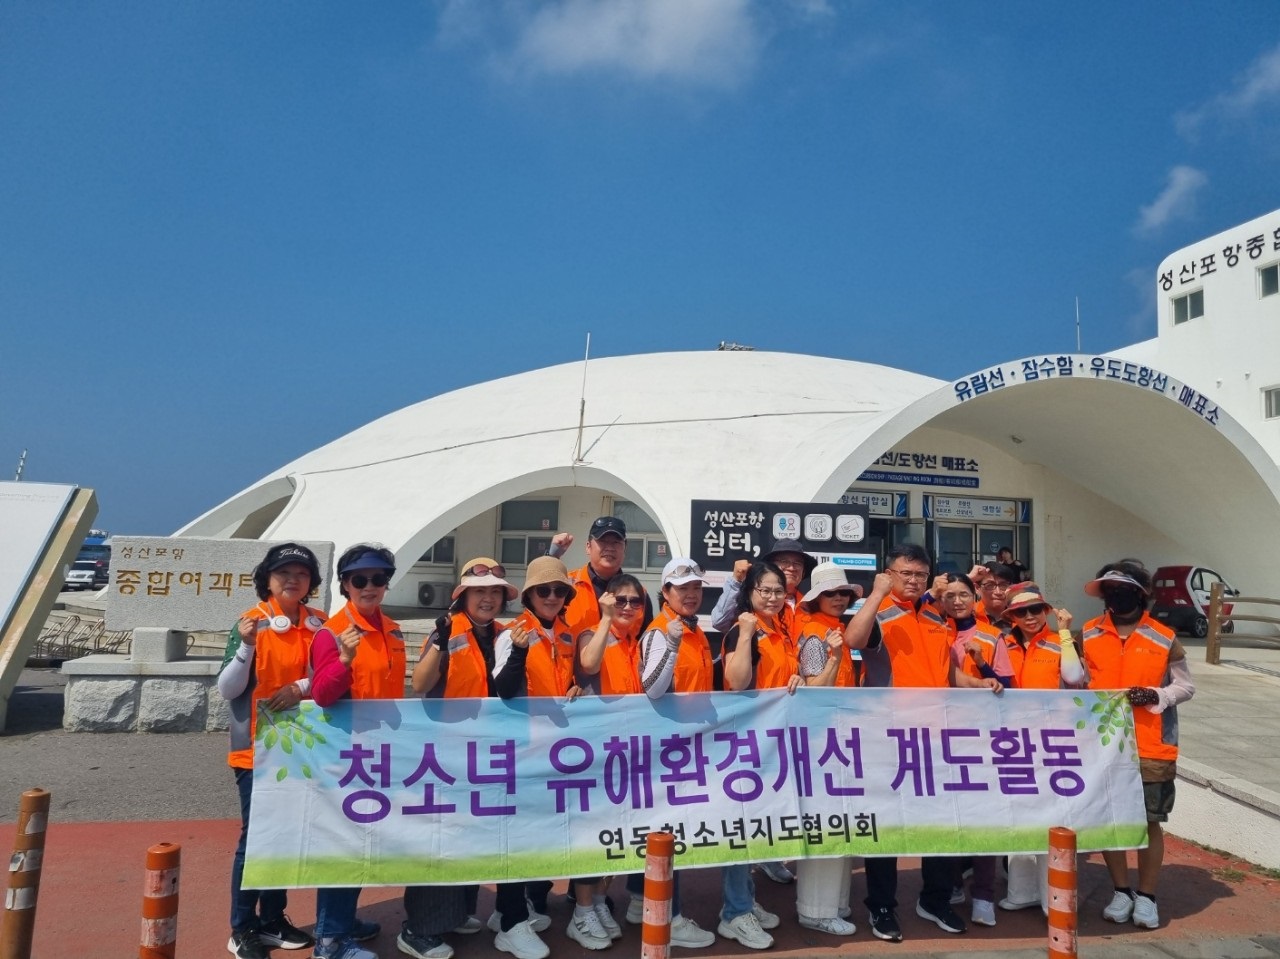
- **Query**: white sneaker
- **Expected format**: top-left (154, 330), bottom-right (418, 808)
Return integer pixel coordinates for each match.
top-left (1132, 894), bottom-right (1159, 929)
top-left (566, 910), bottom-right (613, 950)
top-left (494, 920), bottom-right (550, 959)
top-left (487, 905), bottom-right (551, 936)
top-left (797, 914), bottom-right (856, 936)
top-left (669, 915), bottom-right (715, 949)
top-left (625, 898), bottom-right (644, 925)
top-left (757, 861), bottom-right (794, 884)
top-left (717, 912), bottom-right (773, 950)
top-left (751, 901), bottom-right (780, 930)
top-left (998, 896), bottom-right (1040, 911)
top-left (971, 899), bottom-right (996, 927)
top-left (950, 885), bottom-right (966, 905)
top-left (593, 902), bottom-right (623, 940)
top-left (452, 916), bottom-right (482, 935)
top-left (836, 905), bottom-right (851, 920)
top-left (1102, 890), bottom-right (1135, 923)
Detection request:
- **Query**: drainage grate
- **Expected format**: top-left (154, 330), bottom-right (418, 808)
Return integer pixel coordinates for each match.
top-left (1221, 659), bottom-right (1280, 679)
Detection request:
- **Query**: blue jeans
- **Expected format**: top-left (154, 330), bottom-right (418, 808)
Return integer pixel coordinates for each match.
top-left (315, 887), bottom-right (362, 939)
top-left (231, 768), bottom-right (287, 932)
top-left (720, 864), bottom-right (754, 922)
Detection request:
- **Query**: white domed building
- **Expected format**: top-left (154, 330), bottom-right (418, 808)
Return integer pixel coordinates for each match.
top-left (180, 210), bottom-right (1280, 613)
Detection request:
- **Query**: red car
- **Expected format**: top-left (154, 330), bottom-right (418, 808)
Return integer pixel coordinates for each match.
top-left (1151, 565), bottom-right (1236, 638)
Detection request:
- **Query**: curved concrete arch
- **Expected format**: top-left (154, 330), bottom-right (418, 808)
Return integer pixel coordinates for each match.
top-left (813, 355), bottom-right (1280, 594)
top-left (177, 475), bottom-right (299, 538)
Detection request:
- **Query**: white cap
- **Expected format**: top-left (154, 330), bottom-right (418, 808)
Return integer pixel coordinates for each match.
top-left (661, 558), bottom-right (707, 587)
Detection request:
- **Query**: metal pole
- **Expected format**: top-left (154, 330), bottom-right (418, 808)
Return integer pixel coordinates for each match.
top-left (640, 831), bottom-right (675, 959)
top-left (1046, 826), bottom-right (1077, 959)
top-left (139, 842), bottom-right (180, 959)
top-left (0, 787), bottom-right (51, 959)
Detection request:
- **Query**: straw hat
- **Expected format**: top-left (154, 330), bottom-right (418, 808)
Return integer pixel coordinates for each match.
top-left (521, 556), bottom-right (577, 599)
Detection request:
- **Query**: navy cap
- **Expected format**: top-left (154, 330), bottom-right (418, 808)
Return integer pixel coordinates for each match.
top-left (589, 516), bottom-right (627, 540)
top-left (338, 551), bottom-right (396, 576)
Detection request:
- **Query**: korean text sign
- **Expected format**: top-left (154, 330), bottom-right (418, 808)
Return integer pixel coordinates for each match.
top-left (243, 688), bottom-right (1147, 889)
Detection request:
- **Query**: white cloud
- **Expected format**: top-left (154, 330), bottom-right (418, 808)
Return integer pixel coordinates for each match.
top-left (1134, 165), bottom-right (1208, 237)
top-left (1176, 41), bottom-right (1280, 139)
top-left (437, 0), bottom-right (762, 89)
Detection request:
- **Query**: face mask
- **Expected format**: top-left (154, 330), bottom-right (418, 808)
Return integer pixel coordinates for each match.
top-left (1104, 588), bottom-right (1143, 619)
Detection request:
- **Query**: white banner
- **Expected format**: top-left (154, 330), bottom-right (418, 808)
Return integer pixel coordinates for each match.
top-left (244, 688), bottom-right (1146, 889)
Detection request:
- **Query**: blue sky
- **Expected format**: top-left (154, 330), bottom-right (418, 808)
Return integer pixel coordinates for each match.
top-left (3, 2), bottom-right (1278, 535)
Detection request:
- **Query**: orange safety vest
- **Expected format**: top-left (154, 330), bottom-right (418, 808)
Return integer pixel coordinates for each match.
top-left (227, 597), bottom-right (324, 769)
top-left (321, 602), bottom-right (407, 700)
top-left (564, 563), bottom-right (604, 640)
top-left (646, 605), bottom-right (713, 693)
top-left (951, 620), bottom-right (1006, 683)
top-left (1081, 613), bottom-right (1179, 761)
top-left (508, 609), bottom-right (577, 697)
top-left (874, 594), bottom-right (952, 688)
top-left (1006, 626), bottom-right (1064, 690)
top-left (596, 622), bottom-right (642, 696)
top-left (420, 612), bottom-right (500, 700)
top-left (798, 610), bottom-right (855, 688)
top-left (753, 614), bottom-right (798, 690)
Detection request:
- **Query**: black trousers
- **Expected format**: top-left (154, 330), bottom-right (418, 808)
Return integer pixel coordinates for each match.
top-left (864, 856), bottom-right (955, 913)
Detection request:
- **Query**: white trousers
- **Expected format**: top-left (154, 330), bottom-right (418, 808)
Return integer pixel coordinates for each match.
top-left (1004, 854), bottom-right (1048, 910)
top-left (795, 856), bottom-right (852, 919)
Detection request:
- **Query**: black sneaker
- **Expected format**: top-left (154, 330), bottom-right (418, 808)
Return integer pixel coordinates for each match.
top-left (867, 907), bottom-right (903, 942)
top-left (258, 915), bottom-right (316, 950)
top-left (396, 927), bottom-right (455, 959)
top-left (227, 931), bottom-right (272, 959)
top-left (915, 900), bottom-right (967, 934)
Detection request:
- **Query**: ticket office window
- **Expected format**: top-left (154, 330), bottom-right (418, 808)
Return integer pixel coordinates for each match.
top-left (498, 500), bottom-right (558, 567)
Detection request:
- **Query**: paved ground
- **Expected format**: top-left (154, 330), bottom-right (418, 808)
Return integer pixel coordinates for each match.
top-left (3, 611), bottom-right (1280, 956)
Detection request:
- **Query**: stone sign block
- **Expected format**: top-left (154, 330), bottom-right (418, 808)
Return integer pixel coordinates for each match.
top-left (106, 537), bottom-right (334, 632)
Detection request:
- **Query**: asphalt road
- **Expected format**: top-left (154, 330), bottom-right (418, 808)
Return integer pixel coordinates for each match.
top-left (1, 667), bottom-right (237, 822)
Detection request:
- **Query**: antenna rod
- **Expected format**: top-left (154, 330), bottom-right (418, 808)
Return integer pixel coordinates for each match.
top-left (1075, 297), bottom-right (1082, 352)
top-left (14, 448), bottom-right (27, 481)
top-left (573, 333), bottom-right (591, 462)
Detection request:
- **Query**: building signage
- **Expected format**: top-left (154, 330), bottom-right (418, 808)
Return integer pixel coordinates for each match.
top-left (952, 354), bottom-right (1222, 430)
top-left (924, 495), bottom-right (1028, 523)
top-left (839, 490), bottom-right (908, 518)
top-left (857, 450), bottom-right (980, 490)
top-left (690, 499), bottom-right (874, 621)
top-left (1159, 221), bottom-right (1280, 291)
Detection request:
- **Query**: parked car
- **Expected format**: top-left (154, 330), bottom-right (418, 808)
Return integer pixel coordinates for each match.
top-left (64, 559), bottom-right (99, 590)
top-left (63, 545), bottom-right (111, 591)
top-left (1151, 565), bottom-right (1237, 638)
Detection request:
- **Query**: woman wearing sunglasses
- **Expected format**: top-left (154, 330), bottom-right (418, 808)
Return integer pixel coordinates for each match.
top-left (399, 558), bottom-right (519, 959)
top-left (488, 556), bottom-right (581, 959)
top-left (933, 572), bottom-right (1015, 929)
top-left (998, 583), bottom-right (1084, 917)
top-left (309, 544), bottom-right (407, 959)
top-left (717, 560), bottom-right (796, 950)
top-left (559, 573), bottom-right (649, 951)
top-left (791, 562), bottom-right (862, 937)
top-left (218, 543), bottom-right (325, 959)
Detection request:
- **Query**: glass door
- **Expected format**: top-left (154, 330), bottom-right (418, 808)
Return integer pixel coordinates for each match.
top-left (976, 526), bottom-right (1015, 564)
top-left (933, 524), bottom-right (974, 575)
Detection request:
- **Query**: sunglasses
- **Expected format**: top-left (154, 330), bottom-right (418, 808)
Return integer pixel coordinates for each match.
top-left (824, 589), bottom-right (856, 600)
top-left (347, 573), bottom-right (390, 589)
top-left (532, 584), bottom-right (572, 600)
top-left (465, 563), bottom-right (506, 578)
top-left (614, 596), bottom-right (645, 609)
top-left (1010, 604), bottom-right (1049, 617)
top-left (666, 563), bottom-right (705, 579)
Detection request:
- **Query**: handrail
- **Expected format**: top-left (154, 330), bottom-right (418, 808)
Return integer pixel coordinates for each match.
top-left (1206, 581), bottom-right (1280, 664)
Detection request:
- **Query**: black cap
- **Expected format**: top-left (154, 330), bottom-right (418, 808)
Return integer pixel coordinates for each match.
top-left (589, 516), bottom-right (627, 540)
top-left (764, 539), bottom-right (818, 577)
top-left (265, 545), bottom-right (318, 572)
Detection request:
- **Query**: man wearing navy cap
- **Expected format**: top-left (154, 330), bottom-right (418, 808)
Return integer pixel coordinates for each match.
top-left (550, 516), bottom-right (654, 645)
